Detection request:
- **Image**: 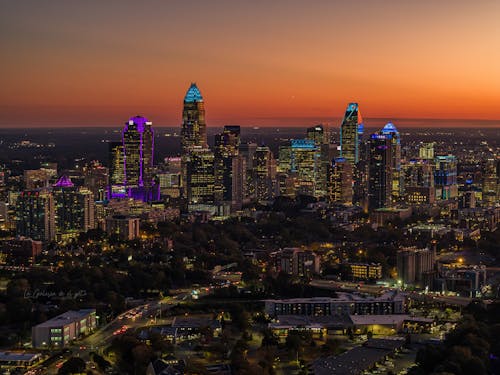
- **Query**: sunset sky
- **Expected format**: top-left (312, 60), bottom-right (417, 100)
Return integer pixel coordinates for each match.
top-left (1, 0), bottom-right (500, 127)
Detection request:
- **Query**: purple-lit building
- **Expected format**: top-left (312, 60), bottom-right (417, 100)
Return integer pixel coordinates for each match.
top-left (109, 116), bottom-right (159, 202)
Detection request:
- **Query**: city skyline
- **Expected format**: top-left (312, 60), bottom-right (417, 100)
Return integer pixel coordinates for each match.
top-left (2, 1), bottom-right (500, 127)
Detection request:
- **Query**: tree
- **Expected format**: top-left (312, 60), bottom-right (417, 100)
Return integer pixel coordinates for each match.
top-left (58, 357), bottom-right (86, 374)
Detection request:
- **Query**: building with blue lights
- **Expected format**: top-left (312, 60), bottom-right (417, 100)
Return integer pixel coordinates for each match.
top-left (434, 155), bottom-right (458, 200)
top-left (181, 83), bottom-right (206, 153)
top-left (278, 139), bottom-right (322, 197)
top-left (340, 103), bottom-right (363, 165)
top-left (380, 122), bottom-right (402, 203)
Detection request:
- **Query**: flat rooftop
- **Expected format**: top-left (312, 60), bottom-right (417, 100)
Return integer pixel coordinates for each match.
top-left (312, 338), bottom-right (405, 375)
top-left (34, 309), bottom-right (95, 328)
top-left (265, 290), bottom-right (405, 304)
top-left (0, 351), bottom-right (42, 362)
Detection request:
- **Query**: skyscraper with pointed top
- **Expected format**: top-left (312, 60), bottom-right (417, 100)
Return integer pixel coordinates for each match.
top-left (340, 103), bottom-right (363, 165)
top-left (181, 83), bottom-right (206, 153)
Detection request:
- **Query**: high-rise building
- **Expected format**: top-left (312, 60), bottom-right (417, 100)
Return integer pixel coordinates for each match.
top-left (230, 155), bottom-right (247, 210)
top-left (419, 143), bottom-right (435, 160)
top-left (403, 159), bottom-right (435, 205)
top-left (482, 158), bottom-right (498, 206)
top-left (340, 103), bottom-right (363, 165)
top-left (186, 147), bottom-right (215, 206)
top-left (434, 155), bottom-right (458, 200)
top-left (252, 146), bottom-right (276, 201)
top-left (214, 126), bottom-right (241, 202)
top-left (83, 161), bottom-right (108, 201)
top-left (380, 122), bottom-right (402, 203)
top-left (278, 139), bottom-right (322, 197)
top-left (108, 116), bottom-right (157, 202)
top-left (108, 141), bottom-right (125, 197)
top-left (181, 83), bottom-right (207, 153)
top-left (15, 190), bottom-right (55, 242)
top-left (367, 133), bottom-right (393, 210)
top-left (53, 176), bottom-right (95, 239)
top-left (239, 142), bottom-right (258, 200)
top-left (122, 115), bottom-right (155, 200)
top-left (306, 125), bottom-right (326, 145)
top-left (328, 157), bottom-right (353, 205)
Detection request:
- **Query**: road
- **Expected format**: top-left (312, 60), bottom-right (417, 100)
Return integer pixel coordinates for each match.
top-left (37, 290), bottom-right (197, 374)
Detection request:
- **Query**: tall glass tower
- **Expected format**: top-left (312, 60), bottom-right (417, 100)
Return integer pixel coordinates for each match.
top-left (380, 122), bottom-right (402, 203)
top-left (122, 115), bottom-right (155, 200)
top-left (340, 103), bottom-right (363, 165)
top-left (181, 83), bottom-right (206, 153)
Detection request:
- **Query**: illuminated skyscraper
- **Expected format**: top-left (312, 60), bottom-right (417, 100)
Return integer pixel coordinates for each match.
top-left (482, 157), bottom-right (498, 206)
top-left (368, 133), bottom-right (393, 210)
top-left (181, 83), bottom-right (207, 153)
top-left (186, 147), bottom-right (215, 206)
top-left (252, 146), bottom-right (276, 201)
top-left (123, 116), bottom-right (154, 188)
top-left (328, 157), bottom-right (353, 205)
top-left (306, 125), bottom-right (326, 145)
top-left (434, 155), bottom-right (458, 200)
top-left (53, 176), bottom-right (95, 239)
top-left (15, 189), bottom-right (55, 242)
top-left (278, 139), bottom-right (322, 197)
top-left (340, 103), bottom-right (363, 165)
top-left (380, 122), bottom-right (402, 203)
top-left (214, 126), bottom-right (241, 202)
top-left (120, 116), bottom-right (157, 201)
top-left (108, 141), bottom-right (125, 197)
top-left (83, 161), bottom-right (108, 201)
top-left (403, 159), bottom-right (435, 205)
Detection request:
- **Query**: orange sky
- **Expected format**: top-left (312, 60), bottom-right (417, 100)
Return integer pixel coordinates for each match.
top-left (1, 1), bottom-right (500, 127)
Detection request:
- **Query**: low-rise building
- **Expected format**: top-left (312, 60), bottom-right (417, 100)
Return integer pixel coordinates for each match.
top-left (32, 309), bottom-right (97, 348)
top-left (264, 291), bottom-right (405, 317)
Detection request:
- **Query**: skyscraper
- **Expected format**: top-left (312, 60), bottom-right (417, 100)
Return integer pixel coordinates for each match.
top-left (328, 157), bottom-right (353, 205)
top-left (123, 116), bottom-right (154, 189)
top-left (53, 176), bottom-right (95, 239)
top-left (482, 157), bottom-right (498, 206)
top-left (214, 126), bottom-right (241, 202)
top-left (16, 190), bottom-right (55, 242)
top-left (380, 122), bottom-right (402, 203)
top-left (186, 147), bottom-right (215, 206)
top-left (368, 133), bottom-right (393, 210)
top-left (120, 115), bottom-right (156, 201)
top-left (252, 146), bottom-right (276, 201)
top-left (434, 155), bottom-right (458, 200)
top-left (278, 139), bottom-right (322, 197)
top-left (108, 141), bottom-right (125, 197)
top-left (306, 125), bottom-right (326, 145)
top-left (340, 103), bottom-right (363, 165)
top-left (181, 83), bottom-right (207, 153)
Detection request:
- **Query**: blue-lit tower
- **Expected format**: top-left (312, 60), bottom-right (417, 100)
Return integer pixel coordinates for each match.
top-left (340, 103), bottom-right (363, 165)
top-left (380, 122), bottom-right (402, 202)
top-left (181, 83), bottom-right (206, 153)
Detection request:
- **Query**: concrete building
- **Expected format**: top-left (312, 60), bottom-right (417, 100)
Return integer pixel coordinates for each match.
top-left (32, 309), bottom-right (97, 348)
top-left (264, 290), bottom-right (405, 317)
top-left (105, 215), bottom-right (140, 240)
top-left (397, 246), bottom-right (435, 286)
